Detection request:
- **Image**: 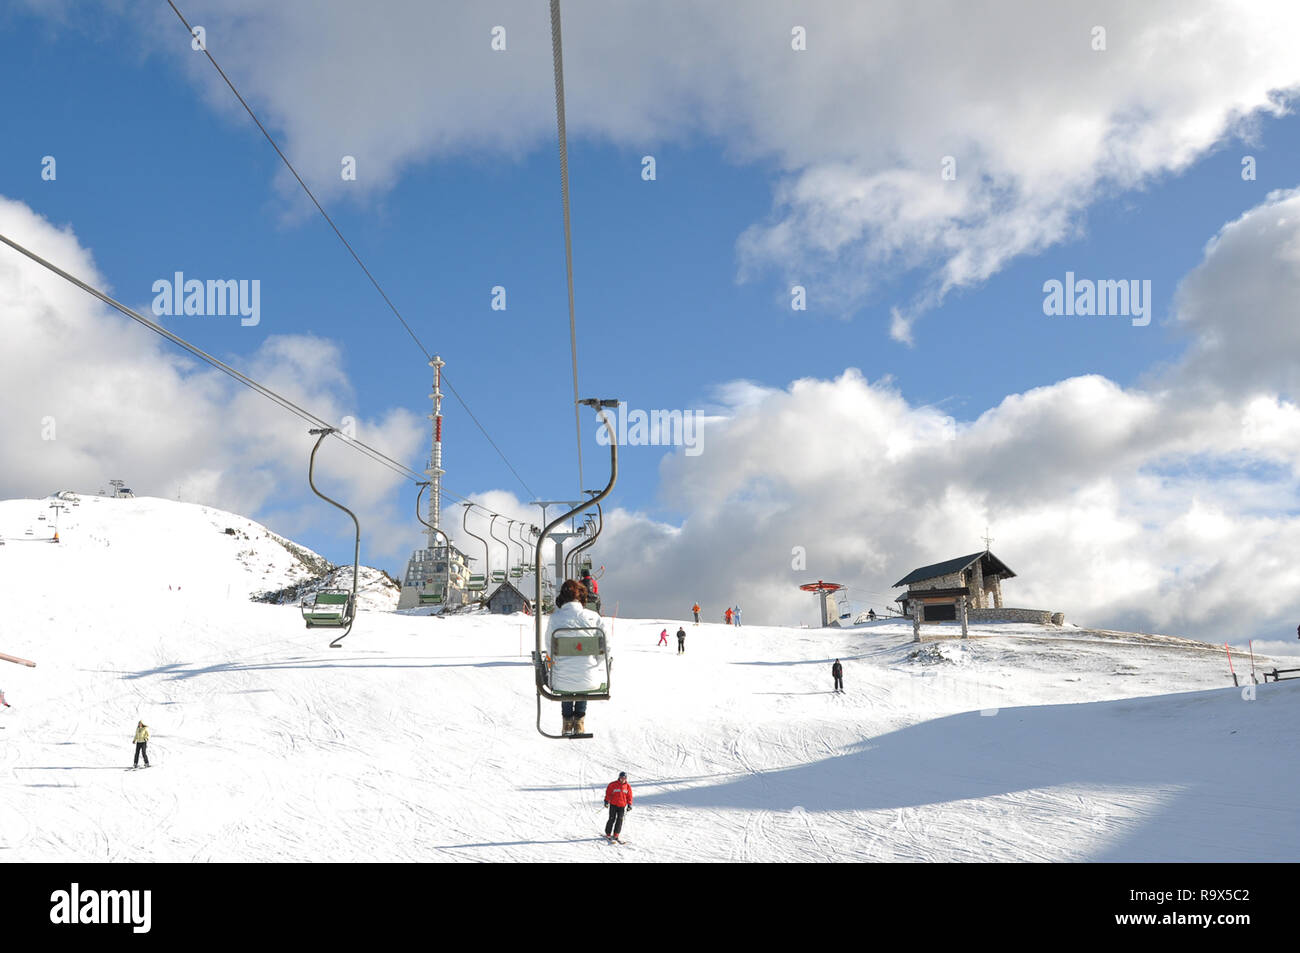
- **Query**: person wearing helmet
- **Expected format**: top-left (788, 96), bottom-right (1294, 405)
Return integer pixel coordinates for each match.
top-left (603, 771), bottom-right (634, 841)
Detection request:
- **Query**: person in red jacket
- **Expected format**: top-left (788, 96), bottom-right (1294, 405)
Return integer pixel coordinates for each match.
top-left (603, 771), bottom-right (633, 841)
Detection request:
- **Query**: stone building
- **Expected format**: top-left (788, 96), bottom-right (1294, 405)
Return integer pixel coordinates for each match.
top-left (893, 550), bottom-right (1063, 627)
top-left (893, 551), bottom-right (1016, 622)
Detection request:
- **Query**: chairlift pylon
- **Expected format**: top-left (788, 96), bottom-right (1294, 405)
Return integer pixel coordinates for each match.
top-left (300, 428), bottom-right (360, 647)
top-left (532, 399), bottom-right (619, 740)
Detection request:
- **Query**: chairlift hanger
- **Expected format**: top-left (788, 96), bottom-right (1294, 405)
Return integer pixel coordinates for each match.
top-left (300, 428), bottom-right (360, 647)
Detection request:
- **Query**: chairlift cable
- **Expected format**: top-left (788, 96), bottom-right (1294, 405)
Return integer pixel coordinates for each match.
top-left (0, 232), bottom-right (533, 514)
top-left (164, 0), bottom-right (537, 502)
top-left (549, 0), bottom-right (586, 494)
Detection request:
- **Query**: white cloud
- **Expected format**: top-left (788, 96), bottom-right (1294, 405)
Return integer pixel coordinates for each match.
top-left (107, 0), bottom-right (1300, 333)
top-left (0, 196), bottom-right (423, 565)
top-left (574, 190), bottom-right (1300, 637)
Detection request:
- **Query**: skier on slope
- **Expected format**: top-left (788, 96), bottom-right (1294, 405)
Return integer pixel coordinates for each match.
top-left (676, 626), bottom-right (686, 655)
top-left (658, 628), bottom-right (669, 646)
top-left (724, 607), bottom-right (733, 625)
top-left (0, 688), bottom-right (10, 708)
top-left (734, 606), bottom-right (742, 627)
top-left (132, 721), bottom-right (151, 768)
top-left (832, 659), bottom-right (844, 693)
top-left (603, 771), bottom-right (633, 842)
top-left (692, 602), bottom-right (701, 624)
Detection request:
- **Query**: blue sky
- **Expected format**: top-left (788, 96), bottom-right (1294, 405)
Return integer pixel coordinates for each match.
top-left (4, 1), bottom-right (1300, 635)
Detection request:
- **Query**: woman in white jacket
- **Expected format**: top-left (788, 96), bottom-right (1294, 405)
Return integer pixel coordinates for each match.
top-left (548, 578), bottom-right (608, 735)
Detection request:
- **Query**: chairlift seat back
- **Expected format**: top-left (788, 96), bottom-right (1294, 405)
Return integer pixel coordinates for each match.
top-left (548, 626), bottom-right (609, 694)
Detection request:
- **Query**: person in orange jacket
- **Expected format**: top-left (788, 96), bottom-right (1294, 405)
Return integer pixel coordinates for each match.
top-left (603, 771), bottom-right (633, 841)
top-left (724, 607), bottom-right (733, 625)
top-left (692, 603), bottom-right (701, 624)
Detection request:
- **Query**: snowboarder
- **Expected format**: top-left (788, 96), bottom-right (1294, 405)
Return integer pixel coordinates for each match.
top-left (547, 579), bottom-right (608, 736)
top-left (0, 689), bottom-right (9, 708)
top-left (724, 607), bottom-right (733, 625)
top-left (734, 606), bottom-right (742, 626)
top-left (603, 771), bottom-right (633, 841)
top-left (132, 721), bottom-right (151, 768)
top-left (692, 603), bottom-right (700, 624)
top-left (832, 659), bottom-right (843, 693)
top-left (676, 626), bottom-right (686, 654)
top-left (658, 628), bottom-right (669, 646)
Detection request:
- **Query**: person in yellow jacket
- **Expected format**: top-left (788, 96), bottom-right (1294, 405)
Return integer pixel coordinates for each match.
top-left (132, 721), bottom-right (151, 768)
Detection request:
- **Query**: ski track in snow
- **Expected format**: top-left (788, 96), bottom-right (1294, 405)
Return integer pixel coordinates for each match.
top-left (3, 495), bottom-right (1300, 862)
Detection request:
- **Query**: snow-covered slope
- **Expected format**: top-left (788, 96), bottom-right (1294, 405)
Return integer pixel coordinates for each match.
top-left (0, 495), bottom-right (397, 609)
top-left (2, 497), bottom-right (1297, 862)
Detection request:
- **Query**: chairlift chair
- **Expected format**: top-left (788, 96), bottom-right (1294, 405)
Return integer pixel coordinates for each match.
top-left (302, 590), bottom-right (353, 627)
top-left (532, 399), bottom-right (619, 740)
top-left (302, 427), bottom-right (360, 647)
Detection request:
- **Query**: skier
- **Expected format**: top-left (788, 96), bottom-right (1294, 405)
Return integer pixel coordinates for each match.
top-left (0, 688), bottom-right (9, 708)
top-left (603, 771), bottom-right (633, 842)
top-left (676, 626), bottom-right (686, 654)
top-left (724, 607), bottom-right (733, 625)
top-left (132, 721), bottom-right (151, 768)
top-left (692, 603), bottom-right (701, 624)
top-left (734, 606), bottom-right (742, 627)
top-left (547, 579), bottom-right (608, 736)
top-left (832, 659), bottom-right (843, 693)
top-left (868, 609), bottom-right (876, 621)
top-left (658, 628), bottom-right (669, 647)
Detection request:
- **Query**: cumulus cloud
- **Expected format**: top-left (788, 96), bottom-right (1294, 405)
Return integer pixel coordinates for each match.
top-left (0, 196), bottom-right (423, 564)
top-left (1171, 187), bottom-right (1300, 400)
top-left (111, 0), bottom-right (1300, 334)
top-left (558, 190), bottom-right (1300, 640)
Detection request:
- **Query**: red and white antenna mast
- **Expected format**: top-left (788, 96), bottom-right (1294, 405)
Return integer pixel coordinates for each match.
top-left (426, 355), bottom-right (445, 548)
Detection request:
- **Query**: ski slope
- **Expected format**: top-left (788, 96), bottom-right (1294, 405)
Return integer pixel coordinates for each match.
top-left (2, 496), bottom-right (1297, 862)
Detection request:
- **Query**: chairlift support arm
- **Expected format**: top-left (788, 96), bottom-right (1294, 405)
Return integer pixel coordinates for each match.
top-left (307, 428), bottom-right (360, 648)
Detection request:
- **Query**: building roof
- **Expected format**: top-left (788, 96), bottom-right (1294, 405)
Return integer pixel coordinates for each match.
top-left (485, 580), bottom-right (528, 604)
top-left (893, 551), bottom-right (1016, 588)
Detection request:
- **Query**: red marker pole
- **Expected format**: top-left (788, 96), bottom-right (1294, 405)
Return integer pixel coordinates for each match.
top-left (1224, 643), bottom-right (1237, 687)
top-left (1249, 640), bottom-right (1257, 685)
